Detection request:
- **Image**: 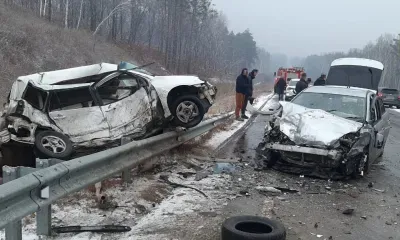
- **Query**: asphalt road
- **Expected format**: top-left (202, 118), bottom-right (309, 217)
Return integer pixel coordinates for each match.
top-left (213, 98), bottom-right (400, 240)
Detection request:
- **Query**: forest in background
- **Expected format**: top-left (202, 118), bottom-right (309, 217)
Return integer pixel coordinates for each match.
top-left (3, 0), bottom-right (271, 80)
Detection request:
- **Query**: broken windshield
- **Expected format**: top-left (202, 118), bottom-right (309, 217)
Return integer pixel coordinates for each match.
top-left (292, 92), bottom-right (366, 122)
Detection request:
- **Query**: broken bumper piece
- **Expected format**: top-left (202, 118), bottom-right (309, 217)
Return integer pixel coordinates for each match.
top-left (258, 143), bottom-right (351, 179)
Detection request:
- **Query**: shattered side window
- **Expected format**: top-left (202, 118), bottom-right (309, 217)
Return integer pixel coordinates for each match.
top-left (49, 87), bottom-right (94, 112)
top-left (23, 84), bottom-right (48, 110)
top-left (97, 74), bottom-right (140, 105)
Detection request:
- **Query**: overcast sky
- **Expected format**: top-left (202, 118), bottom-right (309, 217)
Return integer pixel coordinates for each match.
top-left (212, 0), bottom-right (400, 57)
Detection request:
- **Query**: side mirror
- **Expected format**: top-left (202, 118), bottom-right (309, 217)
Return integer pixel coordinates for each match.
top-left (376, 132), bottom-right (384, 149)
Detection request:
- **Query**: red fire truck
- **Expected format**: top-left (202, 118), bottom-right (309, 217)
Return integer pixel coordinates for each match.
top-left (274, 67), bottom-right (305, 82)
top-left (273, 67), bottom-right (305, 92)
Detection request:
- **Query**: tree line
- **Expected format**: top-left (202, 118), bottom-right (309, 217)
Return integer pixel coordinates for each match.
top-left (3, 0), bottom-right (261, 78)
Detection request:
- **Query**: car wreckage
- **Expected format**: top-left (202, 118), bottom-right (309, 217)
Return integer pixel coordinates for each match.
top-left (257, 58), bottom-right (391, 179)
top-left (0, 62), bottom-right (217, 164)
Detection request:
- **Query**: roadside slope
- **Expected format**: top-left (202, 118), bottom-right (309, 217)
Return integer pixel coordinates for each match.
top-left (0, 3), bottom-right (168, 102)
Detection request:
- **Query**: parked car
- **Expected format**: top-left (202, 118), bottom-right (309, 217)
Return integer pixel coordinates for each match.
top-left (258, 58), bottom-right (390, 179)
top-left (0, 62), bottom-right (217, 163)
top-left (284, 79), bottom-right (299, 101)
top-left (378, 87), bottom-right (400, 108)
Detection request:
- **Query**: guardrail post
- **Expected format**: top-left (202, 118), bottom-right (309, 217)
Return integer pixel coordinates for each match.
top-left (35, 159), bottom-right (52, 236)
top-left (121, 137), bottom-right (132, 184)
top-left (3, 166), bottom-right (22, 240)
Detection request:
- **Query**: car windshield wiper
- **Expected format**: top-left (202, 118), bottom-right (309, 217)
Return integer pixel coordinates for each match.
top-left (326, 110), bottom-right (338, 113)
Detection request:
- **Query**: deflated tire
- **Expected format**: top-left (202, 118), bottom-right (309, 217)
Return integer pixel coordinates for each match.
top-left (221, 215), bottom-right (286, 240)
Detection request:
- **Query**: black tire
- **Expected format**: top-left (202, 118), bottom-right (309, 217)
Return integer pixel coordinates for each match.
top-left (35, 131), bottom-right (73, 159)
top-left (170, 95), bottom-right (205, 128)
top-left (221, 216), bottom-right (286, 240)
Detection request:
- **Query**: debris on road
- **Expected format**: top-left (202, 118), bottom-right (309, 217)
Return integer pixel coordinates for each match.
top-left (342, 209), bottom-right (355, 215)
top-left (368, 182), bottom-right (374, 188)
top-left (373, 188), bottom-right (385, 193)
top-left (256, 186), bottom-right (282, 194)
top-left (213, 163), bottom-right (236, 174)
top-left (343, 230), bottom-right (352, 234)
top-left (52, 225), bottom-right (131, 234)
top-left (195, 170), bottom-right (211, 181)
top-left (275, 187), bottom-right (299, 193)
top-left (159, 175), bottom-right (208, 198)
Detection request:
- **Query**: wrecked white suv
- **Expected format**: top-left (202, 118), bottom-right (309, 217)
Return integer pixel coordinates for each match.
top-left (0, 62), bottom-right (216, 160)
top-left (258, 58), bottom-right (391, 179)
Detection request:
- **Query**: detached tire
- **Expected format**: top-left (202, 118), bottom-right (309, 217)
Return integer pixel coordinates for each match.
top-left (35, 131), bottom-right (73, 159)
top-left (171, 95), bottom-right (205, 128)
top-left (221, 216), bottom-right (286, 240)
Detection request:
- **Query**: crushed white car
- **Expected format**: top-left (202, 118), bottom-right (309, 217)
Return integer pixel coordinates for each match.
top-left (0, 62), bottom-right (217, 162)
top-left (257, 58), bottom-right (390, 179)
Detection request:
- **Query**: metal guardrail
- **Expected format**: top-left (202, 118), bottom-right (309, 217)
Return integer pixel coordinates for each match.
top-left (0, 113), bottom-right (231, 239)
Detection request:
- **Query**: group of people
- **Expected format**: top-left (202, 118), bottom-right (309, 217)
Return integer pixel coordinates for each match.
top-left (234, 68), bottom-right (327, 121)
top-left (235, 68), bottom-right (258, 121)
top-left (275, 73), bottom-right (327, 100)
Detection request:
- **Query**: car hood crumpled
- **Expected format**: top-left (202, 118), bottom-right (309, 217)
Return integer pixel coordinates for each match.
top-left (277, 102), bottom-right (363, 147)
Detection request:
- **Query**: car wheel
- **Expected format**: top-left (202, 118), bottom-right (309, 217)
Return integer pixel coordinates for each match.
top-left (171, 95), bottom-right (205, 128)
top-left (221, 215), bottom-right (286, 240)
top-left (35, 131), bottom-right (73, 159)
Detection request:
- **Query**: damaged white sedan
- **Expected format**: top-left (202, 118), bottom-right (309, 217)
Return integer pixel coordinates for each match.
top-left (258, 58), bottom-right (391, 179)
top-left (0, 62), bottom-right (216, 162)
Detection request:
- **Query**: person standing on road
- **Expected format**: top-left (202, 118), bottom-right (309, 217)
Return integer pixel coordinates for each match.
top-left (275, 77), bottom-right (287, 101)
top-left (314, 74), bottom-right (327, 86)
top-left (241, 69), bottom-right (258, 119)
top-left (295, 73), bottom-right (308, 94)
top-left (307, 78), bottom-right (312, 87)
top-left (235, 68), bottom-right (250, 121)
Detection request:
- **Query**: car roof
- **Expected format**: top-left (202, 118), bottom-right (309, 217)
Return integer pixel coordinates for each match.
top-left (302, 85), bottom-right (374, 98)
top-left (17, 63), bottom-right (152, 86)
top-left (331, 58), bottom-right (384, 70)
top-left (290, 79), bottom-right (299, 81)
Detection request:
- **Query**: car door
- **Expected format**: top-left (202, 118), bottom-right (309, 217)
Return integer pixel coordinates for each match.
top-left (369, 97), bottom-right (390, 161)
top-left (48, 86), bottom-right (110, 143)
top-left (94, 72), bottom-right (152, 139)
top-left (377, 98), bottom-right (391, 149)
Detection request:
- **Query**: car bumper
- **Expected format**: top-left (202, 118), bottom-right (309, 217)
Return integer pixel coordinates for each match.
top-left (202, 85), bottom-right (217, 105)
top-left (264, 143), bottom-right (342, 168)
top-left (382, 99), bottom-right (400, 106)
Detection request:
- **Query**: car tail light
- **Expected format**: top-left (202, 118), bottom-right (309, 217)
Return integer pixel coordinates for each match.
top-left (398, 96), bottom-right (400, 100)
top-left (377, 92), bottom-right (383, 97)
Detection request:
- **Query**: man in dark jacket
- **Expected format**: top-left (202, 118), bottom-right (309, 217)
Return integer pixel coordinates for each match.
top-left (276, 77), bottom-right (287, 101)
top-left (241, 69), bottom-right (258, 119)
top-left (235, 68), bottom-right (250, 121)
top-left (295, 73), bottom-right (308, 94)
top-left (314, 74), bottom-right (326, 86)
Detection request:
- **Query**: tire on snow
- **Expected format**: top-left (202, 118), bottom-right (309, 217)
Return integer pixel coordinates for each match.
top-left (171, 95), bottom-right (205, 128)
top-left (35, 131), bottom-right (73, 159)
top-left (221, 215), bottom-right (286, 240)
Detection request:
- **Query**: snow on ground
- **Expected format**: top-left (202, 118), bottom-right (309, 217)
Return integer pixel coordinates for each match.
top-left (0, 155), bottom-right (232, 240)
top-left (204, 93), bottom-right (275, 149)
top-left (390, 108), bottom-right (400, 113)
